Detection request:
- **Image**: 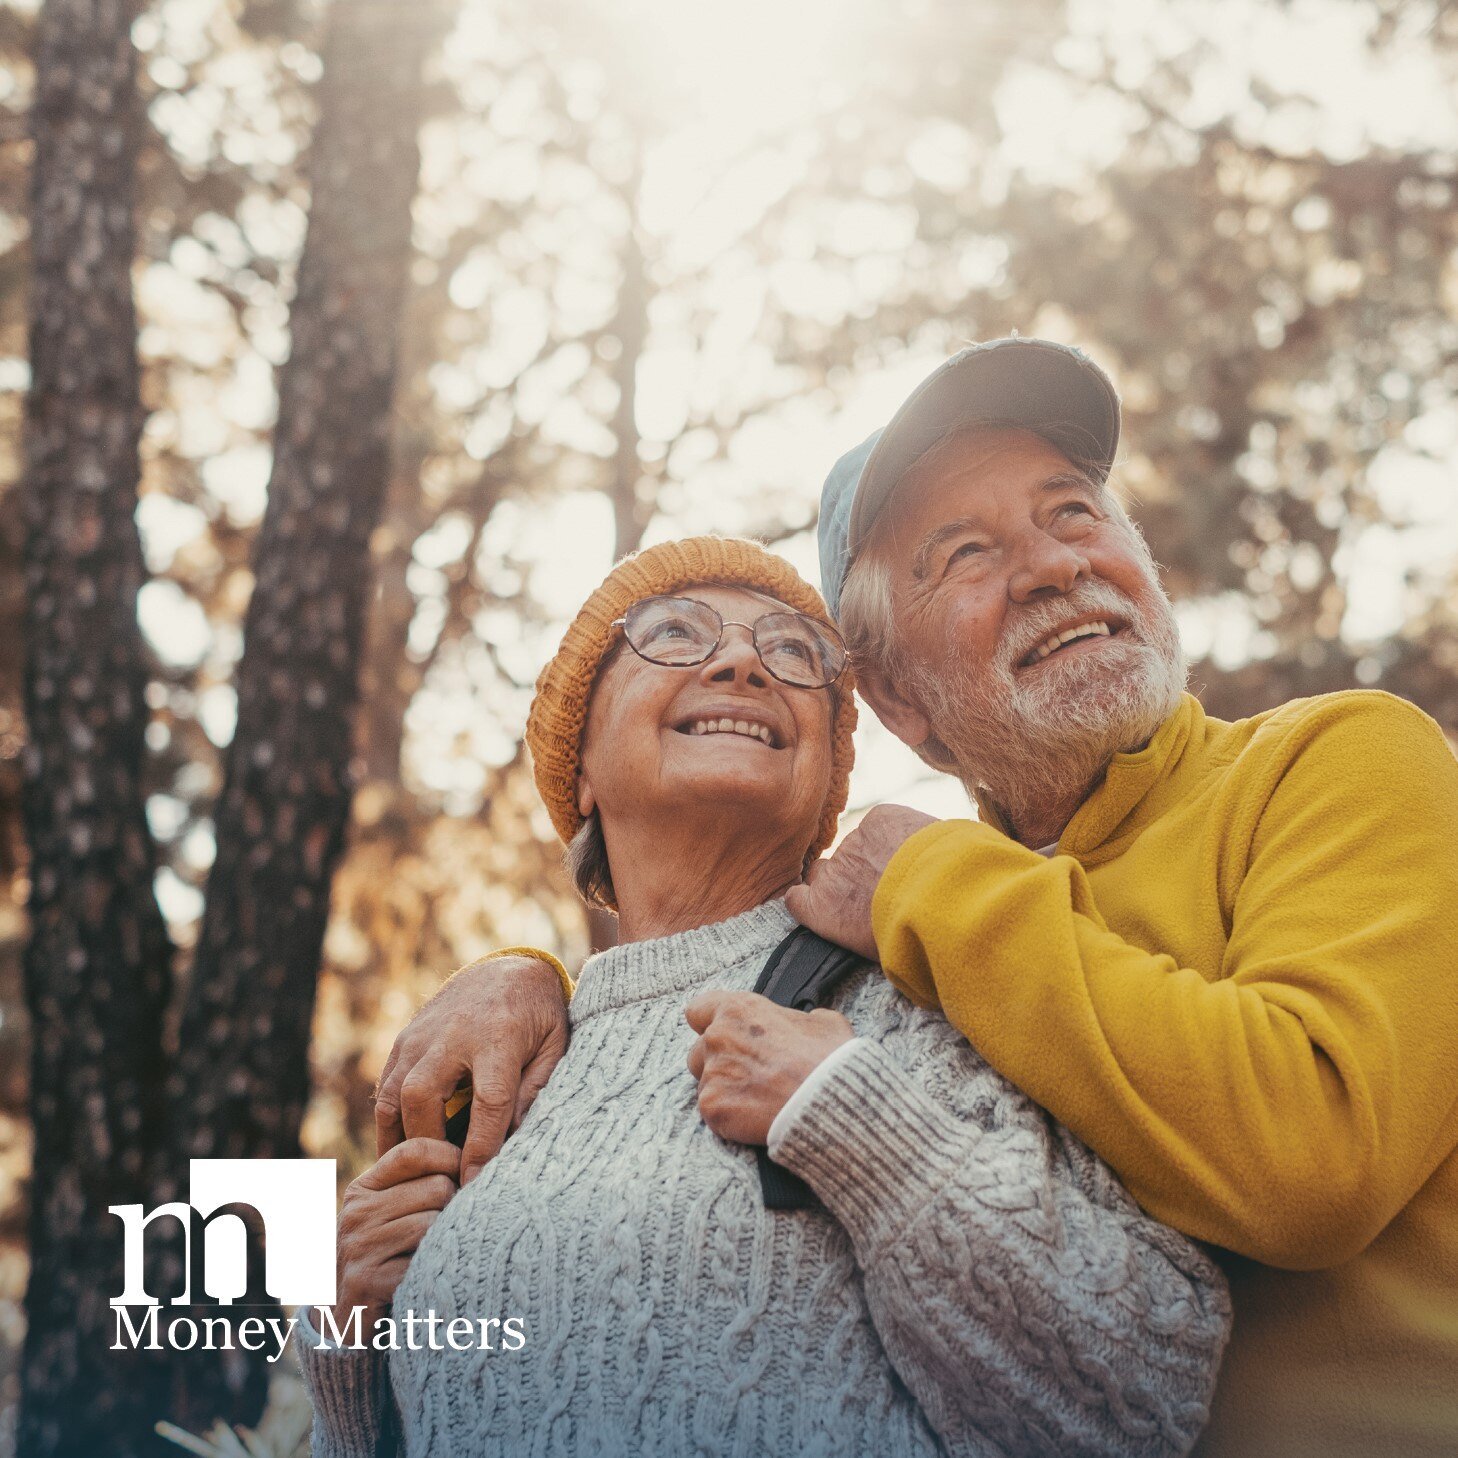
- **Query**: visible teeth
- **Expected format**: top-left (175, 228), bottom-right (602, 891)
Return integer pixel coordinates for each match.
top-left (1031, 621), bottom-right (1111, 661)
top-left (687, 717), bottom-right (774, 745)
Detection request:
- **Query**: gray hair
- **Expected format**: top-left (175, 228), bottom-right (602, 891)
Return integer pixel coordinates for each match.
top-left (838, 548), bottom-right (901, 678)
top-left (565, 811), bottom-right (616, 910)
top-left (838, 548), bottom-right (960, 773)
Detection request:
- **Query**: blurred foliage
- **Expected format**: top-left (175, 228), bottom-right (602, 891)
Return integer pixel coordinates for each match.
top-left (1, 0), bottom-right (1457, 1438)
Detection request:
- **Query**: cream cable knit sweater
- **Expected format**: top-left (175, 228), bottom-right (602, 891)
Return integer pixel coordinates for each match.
top-left (298, 900), bottom-right (1230, 1457)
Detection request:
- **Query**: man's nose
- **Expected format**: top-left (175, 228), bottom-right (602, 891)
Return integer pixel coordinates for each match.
top-left (700, 623), bottom-right (768, 687)
top-left (1007, 530), bottom-right (1090, 603)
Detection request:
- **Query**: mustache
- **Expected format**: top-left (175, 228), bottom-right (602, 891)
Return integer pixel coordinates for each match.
top-left (999, 583), bottom-right (1143, 670)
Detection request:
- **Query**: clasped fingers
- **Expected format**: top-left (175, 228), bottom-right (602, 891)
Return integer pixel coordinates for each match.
top-left (334, 1137), bottom-right (462, 1325)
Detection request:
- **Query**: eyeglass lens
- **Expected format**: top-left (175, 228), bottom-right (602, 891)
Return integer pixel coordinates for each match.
top-left (623, 596), bottom-right (844, 688)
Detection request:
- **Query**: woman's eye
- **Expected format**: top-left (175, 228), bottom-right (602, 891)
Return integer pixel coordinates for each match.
top-left (645, 619), bottom-right (693, 642)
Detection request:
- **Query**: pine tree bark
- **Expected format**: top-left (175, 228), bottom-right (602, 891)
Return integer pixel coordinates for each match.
top-left (157, 0), bottom-right (443, 1425)
top-left (17, 1), bottom-right (175, 1454)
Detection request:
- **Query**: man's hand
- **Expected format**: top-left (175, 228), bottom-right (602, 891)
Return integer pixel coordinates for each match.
top-left (785, 804), bottom-right (939, 961)
top-left (684, 990), bottom-right (854, 1146)
top-left (374, 955), bottom-right (570, 1184)
top-left (326, 1137), bottom-right (460, 1333)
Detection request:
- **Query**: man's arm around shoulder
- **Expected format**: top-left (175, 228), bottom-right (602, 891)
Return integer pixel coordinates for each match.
top-left (375, 948), bottom-right (571, 1183)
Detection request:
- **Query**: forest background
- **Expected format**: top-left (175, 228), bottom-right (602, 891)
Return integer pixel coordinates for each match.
top-left (0, 0), bottom-right (1456, 1453)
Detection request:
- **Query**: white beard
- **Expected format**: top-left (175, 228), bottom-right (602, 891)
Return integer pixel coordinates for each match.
top-left (901, 575), bottom-right (1187, 836)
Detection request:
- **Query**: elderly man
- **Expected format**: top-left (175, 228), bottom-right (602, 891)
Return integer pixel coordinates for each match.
top-left (377, 339), bottom-right (1458, 1458)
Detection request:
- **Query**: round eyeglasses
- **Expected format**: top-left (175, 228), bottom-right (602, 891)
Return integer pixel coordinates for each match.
top-left (611, 594), bottom-right (848, 690)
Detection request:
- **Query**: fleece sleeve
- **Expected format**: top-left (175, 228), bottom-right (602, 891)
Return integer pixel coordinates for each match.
top-left (871, 693), bottom-right (1458, 1268)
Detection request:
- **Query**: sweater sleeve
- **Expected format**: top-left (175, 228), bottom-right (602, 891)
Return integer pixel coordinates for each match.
top-left (295, 1304), bottom-right (389, 1458)
top-left (870, 693), bottom-right (1458, 1268)
top-left (770, 1037), bottom-right (1231, 1458)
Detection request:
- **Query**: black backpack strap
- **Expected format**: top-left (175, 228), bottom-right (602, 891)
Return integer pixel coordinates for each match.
top-left (753, 925), bottom-right (866, 1008)
top-left (752, 926), bottom-right (866, 1211)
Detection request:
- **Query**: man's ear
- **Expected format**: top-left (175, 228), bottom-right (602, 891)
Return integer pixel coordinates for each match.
top-left (855, 663), bottom-right (934, 751)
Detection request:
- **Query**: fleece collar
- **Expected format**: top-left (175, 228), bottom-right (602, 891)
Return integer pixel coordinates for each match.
top-left (973, 693), bottom-right (1204, 863)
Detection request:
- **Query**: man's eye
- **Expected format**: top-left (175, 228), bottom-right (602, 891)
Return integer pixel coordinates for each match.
top-left (947, 541), bottom-right (985, 567)
top-left (1058, 501), bottom-right (1096, 519)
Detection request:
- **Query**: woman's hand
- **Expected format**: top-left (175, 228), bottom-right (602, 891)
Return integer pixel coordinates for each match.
top-left (685, 991), bottom-right (854, 1145)
top-left (328, 1138), bottom-right (461, 1332)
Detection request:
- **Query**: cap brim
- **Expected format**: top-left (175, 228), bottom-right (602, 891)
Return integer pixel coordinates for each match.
top-left (847, 340), bottom-right (1121, 555)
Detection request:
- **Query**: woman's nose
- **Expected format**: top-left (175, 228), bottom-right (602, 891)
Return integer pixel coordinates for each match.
top-left (698, 623), bottom-right (768, 687)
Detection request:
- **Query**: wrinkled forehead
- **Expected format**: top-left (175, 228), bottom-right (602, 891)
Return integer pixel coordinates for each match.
top-left (868, 424), bottom-right (1096, 553)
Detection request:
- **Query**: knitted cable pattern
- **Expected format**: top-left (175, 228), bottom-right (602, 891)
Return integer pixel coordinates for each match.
top-left (298, 899), bottom-right (1230, 1458)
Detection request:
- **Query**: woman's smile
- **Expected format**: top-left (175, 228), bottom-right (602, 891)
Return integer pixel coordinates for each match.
top-left (565, 572), bottom-right (844, 934)
top-left (672, 702), bottom-right (786, 749)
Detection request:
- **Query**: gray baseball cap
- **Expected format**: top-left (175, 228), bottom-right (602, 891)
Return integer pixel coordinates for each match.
top-left (816, 337), bottom-right (1121, 617)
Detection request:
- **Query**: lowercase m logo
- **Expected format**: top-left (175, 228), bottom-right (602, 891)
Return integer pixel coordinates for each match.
top-left (110, 1158), bottom-right (336, 1308)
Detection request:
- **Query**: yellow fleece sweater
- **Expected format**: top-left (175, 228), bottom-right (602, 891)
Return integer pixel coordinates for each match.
top-left (871, 690), bottom-right (1458, 1458)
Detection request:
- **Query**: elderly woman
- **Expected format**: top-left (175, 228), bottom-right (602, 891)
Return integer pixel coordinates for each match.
top-left (298, 537), bottom-right (1230, 1457)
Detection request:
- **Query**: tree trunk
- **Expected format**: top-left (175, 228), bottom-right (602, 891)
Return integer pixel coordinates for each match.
top-left (17, 2), bottom-right (175, 1454)
top-left (606, 163), bottom-right (650, 558)
top-left (158, 0), bottom-right (442, 1426)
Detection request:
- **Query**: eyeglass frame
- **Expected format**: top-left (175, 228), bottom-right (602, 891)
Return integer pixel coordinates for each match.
top-left (608, 593), bottom-right (849, 690)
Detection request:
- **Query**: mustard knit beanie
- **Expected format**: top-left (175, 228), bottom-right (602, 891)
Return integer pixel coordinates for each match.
top-left (526, 536), bottom-right (857, 859)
